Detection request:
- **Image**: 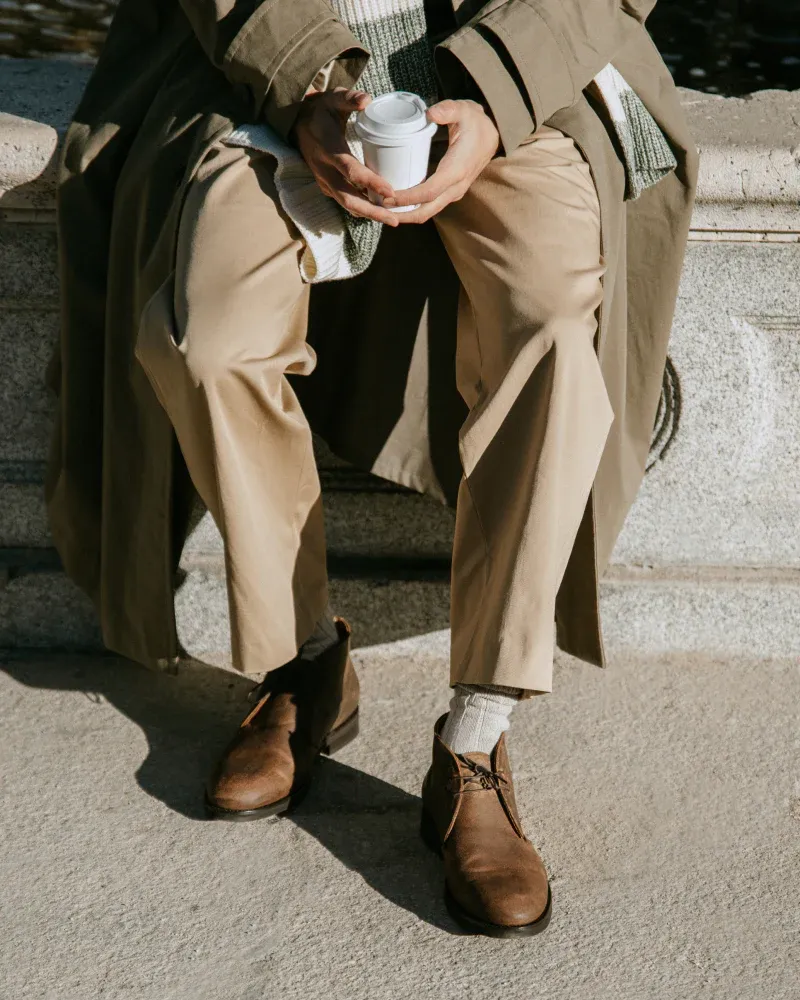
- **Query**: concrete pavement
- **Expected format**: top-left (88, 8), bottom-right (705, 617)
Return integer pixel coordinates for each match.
top-left (2, 636), bottom-right (798, 1000)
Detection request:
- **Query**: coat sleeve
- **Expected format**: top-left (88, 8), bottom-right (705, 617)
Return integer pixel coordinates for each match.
top-left (177, 0), bottom-right (370, 138)
top-left (435, 0), bottom-right (655, 154)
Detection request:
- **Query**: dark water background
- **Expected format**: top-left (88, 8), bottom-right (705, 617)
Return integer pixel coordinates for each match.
top-left (1, 0), bottom-right (799, 95)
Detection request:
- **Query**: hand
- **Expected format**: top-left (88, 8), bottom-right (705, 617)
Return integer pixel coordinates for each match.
top-left (291, 87), bottom-right (400, 227)
top-left (386, 99), bottom-right (500, 223)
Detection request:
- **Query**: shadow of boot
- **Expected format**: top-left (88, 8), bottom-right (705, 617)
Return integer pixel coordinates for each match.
top-left (2, 654), bottom-right (461, 931)
top-left (1, 652), bottom-right (254, 820)
top-left (287, 756), bottom-right (462, 934)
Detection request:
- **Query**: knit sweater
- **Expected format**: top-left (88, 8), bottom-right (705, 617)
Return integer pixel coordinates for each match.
top-left (227, 0), bottom-right (677, 283)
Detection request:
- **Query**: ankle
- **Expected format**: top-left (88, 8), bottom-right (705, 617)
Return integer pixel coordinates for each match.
top-left (298, 605), bottom-right (340, 662)
top-left (440, 684), bottom-right (522, 756)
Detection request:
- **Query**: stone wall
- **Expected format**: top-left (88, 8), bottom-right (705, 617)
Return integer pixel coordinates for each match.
top-left (2, 60), bottom-right (799, 663)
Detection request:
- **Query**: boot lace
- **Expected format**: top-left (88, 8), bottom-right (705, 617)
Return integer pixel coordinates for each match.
top-left (457, 757), bottom-right (508, 793)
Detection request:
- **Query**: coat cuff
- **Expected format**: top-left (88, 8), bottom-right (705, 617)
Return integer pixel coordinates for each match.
top-left (222, 0), bottom-right (369, 138)
top-left (436, 0), bottom-right (577, 154)
top-left (435, 29), bottom-right (533, 155)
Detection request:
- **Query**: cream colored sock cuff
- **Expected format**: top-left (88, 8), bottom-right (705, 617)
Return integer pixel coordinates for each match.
top-left (440, 683), bottom-right (522, 756)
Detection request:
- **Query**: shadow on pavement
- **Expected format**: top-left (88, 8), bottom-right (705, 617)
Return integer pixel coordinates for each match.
top-left (289, 756), bottom-right (459, 933)
top-left (1, 653), bottom-right (251, 820)
top-left (1, 653), bottom-right (460, 933)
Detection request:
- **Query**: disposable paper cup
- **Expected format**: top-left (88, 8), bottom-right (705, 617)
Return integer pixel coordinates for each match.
top-left (355, 91), bottom-right (438, 213)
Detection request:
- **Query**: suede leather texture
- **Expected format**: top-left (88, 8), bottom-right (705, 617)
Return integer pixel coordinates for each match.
top-left (422, 715), bottom-right (550, 928)
top-left (206, 619), bottom-right (359, 812)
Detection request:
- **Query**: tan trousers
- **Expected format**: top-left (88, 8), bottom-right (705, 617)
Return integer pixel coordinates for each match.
top-left (137, 125), bottom-right (612, 694)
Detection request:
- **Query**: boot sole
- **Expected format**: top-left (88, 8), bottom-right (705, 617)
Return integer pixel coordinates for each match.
top-left (420, 807), bottom-right (553, 938)
top-left (204, 707), bottom-right (360, 821)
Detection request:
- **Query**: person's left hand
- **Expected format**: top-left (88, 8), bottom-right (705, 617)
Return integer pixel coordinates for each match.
top-left (385, 99), bottom-right (500, 223)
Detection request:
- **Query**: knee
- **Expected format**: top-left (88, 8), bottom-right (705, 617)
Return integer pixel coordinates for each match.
top-left (530, 263), bottom-right (604, 333)
top-left (135, 274), bottom-right (177, 385)
top-left (179, 308), bottom-right (317, 389)
top-left (137, 276), bottom-right (314, 390)
top-left (517, 277), bottom-right (604, 365)
top-left (505, 296), bottom-right (600, 365)
top-left (178, 322), bottom-right (241, 387)
top-left (136, 279), bottom-right (247, 388)
top-left (545, 311), bottom-right (599, 357)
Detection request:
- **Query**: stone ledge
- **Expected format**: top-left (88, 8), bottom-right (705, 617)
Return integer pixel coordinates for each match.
top-left (3, 559), bottom-right (799, 662)
top-left (0, 59), bottom-right (89, 217)
top-left (683, 90), bottom-right (800, 233)
top-left (1, 60), bottom-right (799, 231)
top-left (0, 112), bottom-right (60, 211)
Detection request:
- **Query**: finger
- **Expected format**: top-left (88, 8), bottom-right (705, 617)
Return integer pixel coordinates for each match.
top-left (325, 87), bottom-right (372, 117)
top-left (393, 191), bottom-right (456, 225)
top-left (330, 153), bottom-right (395, 200)
top-left (385, 155), bottom-right (465, 208)
top-left (425, 99), bottom-right (467, 127)
top-left (312, 130), bottom-right (394, 199)
top-left (385, 135), bottom-right (469, 207)
top-left (340, 192), bottom-right (400, 226)
top-left (340, 191), bottom-right (401, 225)
top-left (322, 169), bottom-right (400, 226)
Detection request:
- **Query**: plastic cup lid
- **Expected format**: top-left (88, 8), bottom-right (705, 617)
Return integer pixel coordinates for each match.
top-left (357, 92), bottom-right (430, 138)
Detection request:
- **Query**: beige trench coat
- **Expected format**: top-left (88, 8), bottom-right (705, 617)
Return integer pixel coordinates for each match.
top-left (46, 0), bottom-right (698, 671)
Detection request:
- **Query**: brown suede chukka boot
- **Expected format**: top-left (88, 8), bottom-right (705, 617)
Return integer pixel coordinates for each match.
top-left (205, 618), bottom-right (359, 820)
top-left (420, 715), bottom-right (551, 937)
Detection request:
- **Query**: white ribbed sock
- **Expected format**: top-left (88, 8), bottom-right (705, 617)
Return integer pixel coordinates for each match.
top-left (440, 684), bottom-right (522, 756)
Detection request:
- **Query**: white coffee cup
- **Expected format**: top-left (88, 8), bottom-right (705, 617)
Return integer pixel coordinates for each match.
top-left (354, 91), bottom-right (438, 213)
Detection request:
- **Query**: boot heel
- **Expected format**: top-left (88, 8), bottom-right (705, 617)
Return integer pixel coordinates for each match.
top-left (321, 708), bottom-right (359, 756)
top-left (420, 808), bottom-right (442, 856)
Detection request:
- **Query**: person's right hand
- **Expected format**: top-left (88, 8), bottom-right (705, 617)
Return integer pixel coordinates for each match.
top-left (291, 88), bottom-right (399, 227)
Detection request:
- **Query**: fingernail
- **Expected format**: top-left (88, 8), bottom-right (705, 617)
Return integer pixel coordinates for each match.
top-left (383, 197), bottom-right (396, 208)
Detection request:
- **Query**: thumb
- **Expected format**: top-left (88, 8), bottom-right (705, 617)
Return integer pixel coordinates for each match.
top-left (326, 87), bottom-right (371, 115)
top-left (426, 99), bottom-right (464, 126)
